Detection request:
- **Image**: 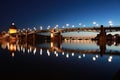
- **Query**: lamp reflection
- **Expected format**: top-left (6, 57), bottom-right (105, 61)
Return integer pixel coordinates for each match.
top-left (8, 43), bottom-right (17, 58)
top-left (66, 54), bottom-right (69, 58)
top-left (47, 49), bottom-right (50, 56)
top-left (40, 48), bottom-right (42, 55)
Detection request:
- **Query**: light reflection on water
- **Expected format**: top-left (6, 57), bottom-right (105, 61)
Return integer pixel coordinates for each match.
top-left (1, 39), bottom-right (120, 79)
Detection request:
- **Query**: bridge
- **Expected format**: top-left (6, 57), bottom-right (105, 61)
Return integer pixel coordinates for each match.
top-left (16, 25), bottom-right (120, 44)
top-left (25, 25), bottom-right (120, 34)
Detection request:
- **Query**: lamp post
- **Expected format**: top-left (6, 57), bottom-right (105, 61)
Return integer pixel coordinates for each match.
top-left (40, 26), bottom-right (42, 30)
top-left (78, 23), bottom-right (82, 27)
top-left (93, 21), bottom-right (96, 27)
top-left (108, 20), bottom-right (113, 27)
top-left (66, 24), bottom-right (69, 28)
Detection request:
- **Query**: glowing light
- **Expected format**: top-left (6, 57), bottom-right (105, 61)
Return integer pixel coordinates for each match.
top-left (78, 55), bottom-right (81, 59)
top-left (93, 57), bottom-right (96, 61)
top-left (79, 23), bottom-right (82, 26)
top-left (33, 48), bottom-right (36, 55)
top-left (1, 44), bottom-right (7, 49)
top-left (33, 27), bottom-right (36, 30)
top-left (108, 20), bottom-right (113, 26)
top-left (9, 29), bottom-right (17, 34)
top-left (12, 23), bottom-right (15, 25)
top-left (83, 54), bottom-right (85, 57)
top-left (108, 58), bottom-right (112, 62)
top-left (47, 26), bottom-right (50, 29)
top-left (56, 53), bottom-right (58, 57)
top-left (66, 24), bottom-right (69, 27)
top-left (51, 33), bottom-right (54, 38)
top-left (23, 48), bottom-right (25, 53)
top-left (9, 44), bottom-right (16, 52)
top-left (47, 49), bottom-right (50, 56)
top-left (96, 24), bottom-right (99, 27)
top-left (108, 20), bottom-right (112, 24)
top-left (96, 55), bottom-right (98, 58)
top-left (83, 25), bottom-right (86, 27)
top-left (62, 52), bottom-right (64, 55)
top-left (21, 46), bottom-right (23, 50)
top-left (40, 48), bottom-right (42, 55)
top-left (30, 47), bottom-right (32, 52)
top-left (62, 26), bottom-right (65, 28)
top-left (17, 46), bottom-right (20, 51)
top-left (12, 52), bottom-right (14, 58)
top-left (93, 21), bottom-right (96, 25)
top-left (108, 56), bottom-right (112, 62)
top-left (28, 49), bottom-right (30, 53)
top-left (51, 42), bottom-right (53, 48)
top-left (56, 25), bottom-right (59, 27)
top-left (72, 25), bottom-right (75, 28)
top-left (54, 51), bottom-right (57, 54)
top-left (54, 27), bottom-right (56, 29)
top-left (40, 26), bottom-right (43, 30)
top-left (66, 54), bottom-right (69, 58)
top-left (72, 53), bottom-right (74, 56)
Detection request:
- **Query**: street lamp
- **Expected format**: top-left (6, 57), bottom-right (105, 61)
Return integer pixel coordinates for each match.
top-left (108, 20), bottom-right (113, 27)
top-left (93, 21), bottom-right (96, 27)
top-left (62, 26), bottom-right (65, 28)
top-left (78, 23), bottom-right (82, 27)
top-left (34, 27), bottom-right (36, 31)
top-left (96, 24), bottom-right (99, 27)
top-left (47, 26), bottom-right (50, 29)
top-left (83, 25), bottom-right (86, 27)
top-left (72, 25), bottom-right (75, 28)
top-left (40, 26), bottom-right (42, 30)
top-left (66, 24), bottom-right (69, 28)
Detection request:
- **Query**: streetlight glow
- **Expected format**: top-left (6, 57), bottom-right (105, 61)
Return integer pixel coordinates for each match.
top-left (93, 21), bottom-right (96, 25)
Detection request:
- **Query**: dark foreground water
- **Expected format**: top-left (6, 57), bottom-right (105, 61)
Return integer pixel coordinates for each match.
top-left (0, 39), bottom-right (120, 80)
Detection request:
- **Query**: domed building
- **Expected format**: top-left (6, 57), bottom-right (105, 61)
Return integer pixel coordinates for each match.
top-left (8, 23), bottom-right (18, 41)
top-left (9, 23), bottom-right (17, 34)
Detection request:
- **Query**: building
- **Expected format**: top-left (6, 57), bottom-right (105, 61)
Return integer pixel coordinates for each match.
top-left (8, 23), bottom-right (18, 41)
top-left (9, 23), bottom-right (17, 34)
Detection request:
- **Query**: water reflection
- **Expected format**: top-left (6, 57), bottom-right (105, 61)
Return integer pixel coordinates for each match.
top-left (1, 38), bottom-right (120, 80)
top-left (1, 39), bottom-right (120, 63)
top-left (113, 69), bottom-right (120, 80)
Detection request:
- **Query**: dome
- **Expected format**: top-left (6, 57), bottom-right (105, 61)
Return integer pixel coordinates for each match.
top-left (9, 23), bottom-right (17, 29)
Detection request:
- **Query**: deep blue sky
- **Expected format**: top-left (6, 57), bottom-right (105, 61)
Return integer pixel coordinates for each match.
top-left (0, 0), bottom-right (120, 31)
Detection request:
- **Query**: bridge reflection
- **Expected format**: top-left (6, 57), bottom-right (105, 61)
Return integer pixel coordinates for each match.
top-left (1, 38), bottom-right (120, 63)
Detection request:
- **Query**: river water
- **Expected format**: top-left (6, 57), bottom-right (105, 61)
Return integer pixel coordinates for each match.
top-left (0, 39), bottom-right (120, 80)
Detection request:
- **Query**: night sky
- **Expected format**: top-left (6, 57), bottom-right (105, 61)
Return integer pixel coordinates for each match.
top-left (0, 0), bottom-right (120, 31)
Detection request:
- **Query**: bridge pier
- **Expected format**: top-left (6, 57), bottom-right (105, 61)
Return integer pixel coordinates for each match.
top-left (50, 29), bottom-right (62, 43)
top-left (97, 25), bottom-right (107, 56)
